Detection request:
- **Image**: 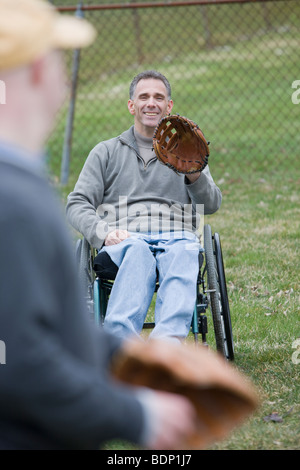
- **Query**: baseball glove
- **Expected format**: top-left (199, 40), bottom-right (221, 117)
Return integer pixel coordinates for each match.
top-left (111, 340), bottom-right (259, 450)
top-left (153, 114), bottom-right (210, 174)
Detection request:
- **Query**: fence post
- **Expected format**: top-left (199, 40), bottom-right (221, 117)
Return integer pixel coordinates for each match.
top-left (60, 2), bottom-right (83, 185)
top-left (131, 0), bottom-right (144, 64)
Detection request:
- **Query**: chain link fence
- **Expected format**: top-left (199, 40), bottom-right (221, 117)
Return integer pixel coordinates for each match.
top-left (48, 0), bottom-right (300, 187)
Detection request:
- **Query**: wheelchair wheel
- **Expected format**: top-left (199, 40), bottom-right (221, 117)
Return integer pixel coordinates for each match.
top-left (213, 232), bottom-right (234, 361)
top-left (76, 238), bottom-right (95, 317)
top-left (204, 224), bottom-right (234, 360)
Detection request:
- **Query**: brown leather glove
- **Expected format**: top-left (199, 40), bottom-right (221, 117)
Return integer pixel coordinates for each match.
top-left (153, 114), bottom-right (210, 174)
top-left (111, 340), bottom-right (259, 450)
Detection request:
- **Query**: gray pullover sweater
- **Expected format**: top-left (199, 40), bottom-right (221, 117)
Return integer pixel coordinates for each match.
top-left (66, 126), bottom-right (222, 249)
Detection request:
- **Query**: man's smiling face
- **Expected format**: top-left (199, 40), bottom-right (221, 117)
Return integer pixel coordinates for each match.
top-left (128, 78), bottom-right (173, 137)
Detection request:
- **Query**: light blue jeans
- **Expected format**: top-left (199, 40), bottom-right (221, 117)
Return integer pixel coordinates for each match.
top-left (101, 232), bottom-right (201, 341)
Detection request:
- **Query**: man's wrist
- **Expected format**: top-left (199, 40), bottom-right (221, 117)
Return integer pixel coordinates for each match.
top-left (185, 172), bottom-right (201, 184)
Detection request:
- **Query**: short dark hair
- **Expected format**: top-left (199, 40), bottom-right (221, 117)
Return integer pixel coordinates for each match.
top-left (129, 70), bottom-right (172, 100)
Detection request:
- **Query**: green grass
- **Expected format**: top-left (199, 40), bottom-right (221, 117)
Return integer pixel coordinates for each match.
top-left (47, 18), bottom-right (300, 450)
top-left (203, 176), bottom-right (300, 450)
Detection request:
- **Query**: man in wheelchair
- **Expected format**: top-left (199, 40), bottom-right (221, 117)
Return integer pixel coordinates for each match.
top-left (66, 70), bottom-right (222, 342)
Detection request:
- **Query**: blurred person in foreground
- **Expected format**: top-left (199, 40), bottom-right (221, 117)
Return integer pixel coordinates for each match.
top-left (0, 0), bottom-right (197, 450)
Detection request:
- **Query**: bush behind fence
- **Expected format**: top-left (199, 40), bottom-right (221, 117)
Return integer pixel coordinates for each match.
top-left (48, 0), bottom-right (300, 186)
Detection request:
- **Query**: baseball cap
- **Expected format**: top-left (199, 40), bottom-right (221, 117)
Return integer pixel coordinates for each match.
top-left (0, 0), bottom-right (96, 71)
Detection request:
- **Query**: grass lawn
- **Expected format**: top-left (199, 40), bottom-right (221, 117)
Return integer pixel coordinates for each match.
top-left (197, 174), bottom-right (299, 450)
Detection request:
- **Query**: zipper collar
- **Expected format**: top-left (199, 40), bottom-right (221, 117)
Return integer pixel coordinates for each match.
top-left (119, 126), bottom-right (157, 169)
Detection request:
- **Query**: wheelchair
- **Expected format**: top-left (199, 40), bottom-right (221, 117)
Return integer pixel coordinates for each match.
top-left (76, 224), bottom-right (234, 361)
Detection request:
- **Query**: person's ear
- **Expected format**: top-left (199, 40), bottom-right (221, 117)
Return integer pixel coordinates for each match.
top-left (167, 99), bottom-right (174, 115)
top-left (128, 99), bottom-right (135, 116)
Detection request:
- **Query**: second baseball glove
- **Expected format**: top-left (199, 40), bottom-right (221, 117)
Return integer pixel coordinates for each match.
top-left (111, 340), bottom-right (259, 450)
top-left (153, 114), bottom-right (210, 174)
